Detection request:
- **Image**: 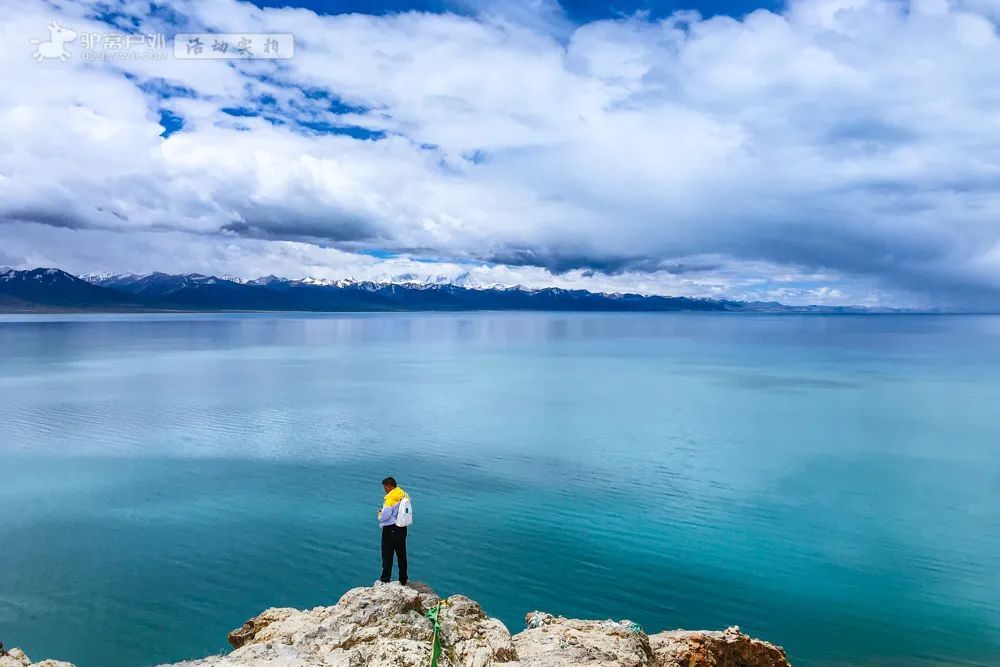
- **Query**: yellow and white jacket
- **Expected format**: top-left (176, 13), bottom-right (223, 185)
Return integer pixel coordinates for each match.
top-left (377, 487), bottom-right (410, 527)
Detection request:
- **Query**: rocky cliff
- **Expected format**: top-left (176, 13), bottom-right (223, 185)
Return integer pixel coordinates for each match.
top-left (0, 646), bottom-right (74, 667)
top-left (2, 583), bottom-right (791, 667)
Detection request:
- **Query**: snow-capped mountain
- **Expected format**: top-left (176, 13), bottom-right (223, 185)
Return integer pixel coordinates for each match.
top-left (0, 268), bottom-right (137, 309)
top-left (87, 272), bottom-right (232, 297)
top-left (59, 270), bottom-right (733, 312)
top-left (2, 267), bottom-right (883, 313)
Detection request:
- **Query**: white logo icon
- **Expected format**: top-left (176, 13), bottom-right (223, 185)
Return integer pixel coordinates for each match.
top-left (31, 20), bottom-right (78, 62)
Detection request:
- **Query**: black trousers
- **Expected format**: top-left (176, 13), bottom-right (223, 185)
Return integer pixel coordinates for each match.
top-left (380, 525), bottom-right (408, 583)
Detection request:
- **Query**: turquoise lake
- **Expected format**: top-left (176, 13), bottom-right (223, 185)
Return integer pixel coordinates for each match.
top-left (1, 312), bottom-right (998, 667)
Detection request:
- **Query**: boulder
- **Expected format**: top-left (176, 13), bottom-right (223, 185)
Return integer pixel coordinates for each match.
top-left (512, 612), bottom-right (653, 666)
top-left (227, 608), bottom-right (298, 649)
top-left (0, 648), bottom-right (75, 667)
top-left (175, 583), bottom-right (523, 667)
top-left (437, 595), bottom-right (518, 666)
top-left (0, 647), bottom-right (30, 667)
top-left (163, 582), bottom-right (438, 667)
top-left (648, 626), bottom-right (789, 667)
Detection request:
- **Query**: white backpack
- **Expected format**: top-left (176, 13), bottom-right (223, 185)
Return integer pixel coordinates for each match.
top-left (395, 496), bottom-right (413, 527)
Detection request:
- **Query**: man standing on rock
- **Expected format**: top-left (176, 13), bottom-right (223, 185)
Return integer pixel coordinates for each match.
top-left (377, 476), bottom-right (410, 585)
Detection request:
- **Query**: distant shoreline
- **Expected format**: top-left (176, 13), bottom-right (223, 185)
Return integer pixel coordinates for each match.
top-left (0, 307), bottom-right (969, 315)
top-left (3, 267), bottom-right (927, 315)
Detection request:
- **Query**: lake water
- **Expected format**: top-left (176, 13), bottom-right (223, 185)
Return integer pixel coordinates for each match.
top-left (1, 312), bottom-right (998, 667)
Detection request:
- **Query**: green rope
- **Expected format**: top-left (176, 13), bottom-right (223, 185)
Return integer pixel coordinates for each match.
top-left (426, 600), bottom-right (443, 667)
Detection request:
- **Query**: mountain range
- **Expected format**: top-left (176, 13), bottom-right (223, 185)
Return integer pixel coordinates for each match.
top-left (0, 267), bottom-right (884, 313)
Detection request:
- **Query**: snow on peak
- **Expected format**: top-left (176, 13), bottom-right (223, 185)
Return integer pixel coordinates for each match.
top-left (73, 269), bottom-right (524, 293)
top-left (248, 275), bottom-right (285, 286)
top-left (32, 268), bottom-right (70, 282)
top-left (80, 272), bottom-right (138, 283)
top-left (300, 276), bottom-right (336, 286)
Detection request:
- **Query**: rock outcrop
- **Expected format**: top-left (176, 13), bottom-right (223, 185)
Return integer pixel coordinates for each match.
top-left (0, 645), bottom-right (75, 667)
top-left (163, 583), bottom-right (789, 667)
top-left (3, 583), bottom-right (791, 667)
top-left (513, 611), bottom-right (788, 667)
top-left (168, 583), bottom-right (436, 666)
top-left (648, 627), bottom-right (790, 667)
top-left (514, 612), bottom-right (652, 666)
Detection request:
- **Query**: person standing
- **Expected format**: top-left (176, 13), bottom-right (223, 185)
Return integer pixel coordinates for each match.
top-left (377, 476), bottom-right (410, 585)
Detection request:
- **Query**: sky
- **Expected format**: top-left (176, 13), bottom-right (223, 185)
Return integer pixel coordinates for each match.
top-left (2, 0), bottom-right (1000, 307)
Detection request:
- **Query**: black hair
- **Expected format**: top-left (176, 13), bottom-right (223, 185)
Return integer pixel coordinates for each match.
top-left (382, 477), bottom-right (397, 488)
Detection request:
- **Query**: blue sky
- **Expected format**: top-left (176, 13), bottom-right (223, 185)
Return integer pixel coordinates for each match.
top-left (2, 0), bottom-right (1000, 307)
top-left (246, 0), bottom-right (782, 22)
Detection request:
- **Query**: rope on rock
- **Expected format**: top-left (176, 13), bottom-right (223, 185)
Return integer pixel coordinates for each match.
top-left (426, 598), bottom-right (447, 667)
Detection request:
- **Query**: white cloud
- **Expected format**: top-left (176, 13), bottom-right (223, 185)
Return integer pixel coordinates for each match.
top-left (2, 0), bottom-right (1000, 307)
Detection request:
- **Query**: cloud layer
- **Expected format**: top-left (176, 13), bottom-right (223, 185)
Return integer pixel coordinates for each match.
top-left (3, 0), bottom-right (1000, 306)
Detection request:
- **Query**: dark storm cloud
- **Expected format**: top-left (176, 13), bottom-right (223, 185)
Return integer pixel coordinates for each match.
top-left (485, 246), bottom-right (669, 274)
top-left (221, 204), bottom-right (381, 244)
top-left (661, 260), bottom-right (723, 275)
top-left (1, 207), bottom-right (90, 230)
top-left (737, 219), bottom-right (944, 277)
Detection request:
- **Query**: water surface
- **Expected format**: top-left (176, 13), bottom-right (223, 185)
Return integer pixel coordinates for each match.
top-left (1, 312), bottom-right (998, 666)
